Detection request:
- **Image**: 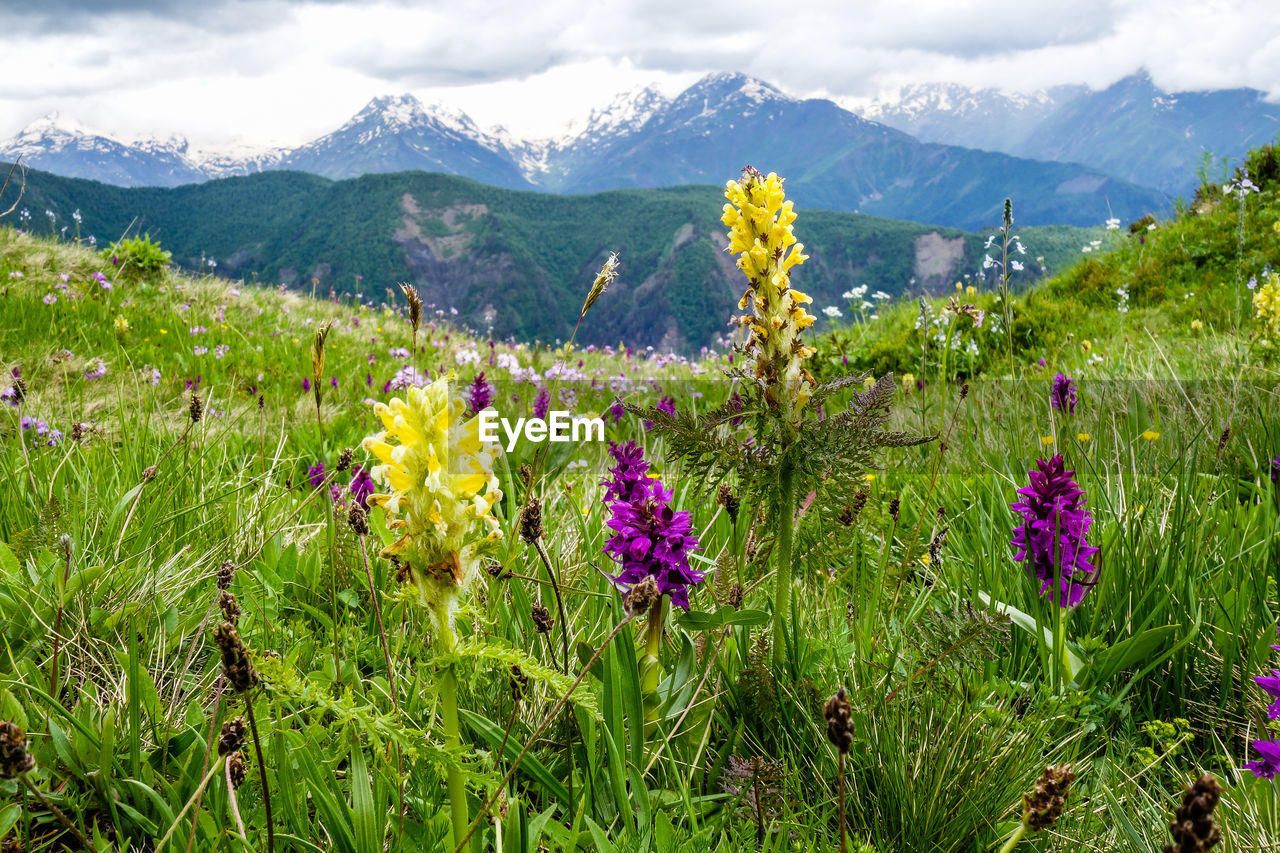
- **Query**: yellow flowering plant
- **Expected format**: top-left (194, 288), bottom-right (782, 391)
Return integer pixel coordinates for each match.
top-left (631, 167), bottom-right (928, 668)
top-left (362, 374), bottom-right (503, 848)
top-left (363, 376), bottom-right (503, 635)
top-left (1254, 271), bottom-right (1280, 341)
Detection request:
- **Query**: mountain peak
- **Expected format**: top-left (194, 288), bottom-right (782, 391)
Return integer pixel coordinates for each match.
top-left (687, 72), bottom-right (788, 104)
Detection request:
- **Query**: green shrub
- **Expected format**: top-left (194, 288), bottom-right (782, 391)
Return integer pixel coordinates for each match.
top-left (102, 233), bottom-right (171, 282)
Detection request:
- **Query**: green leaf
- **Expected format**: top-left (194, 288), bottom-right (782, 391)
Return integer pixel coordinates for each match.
top-left (458, 709), bottom-right (569, 805)
top-left (977, 592), bottom-right (1085, 676)
top-left (1079, 625), bottom-right (1181, 687)
top-left (0, 542), bottom-right (19, 578)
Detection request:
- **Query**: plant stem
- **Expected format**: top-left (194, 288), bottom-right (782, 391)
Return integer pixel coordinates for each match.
top-left (245, 697), bottom-right (274, 853)
top-left (357, 536), bottom-right (398, 711)
top-left (155, 756), bottom-right (227, 852)
top-left (639, 595), bottom-right (666, 735)
top-left (837, 751), bottom-right (847, 853)
top-left (996, 822), bottom-right (1028, 853)
top-left (531, 537), bottom-right (576, 804)
top-left (438, 626), bottom-right (470, 851)
top-left (19, 774), bottom-right (93, 849)
top-left (772, 457), bottom-right (797, 669)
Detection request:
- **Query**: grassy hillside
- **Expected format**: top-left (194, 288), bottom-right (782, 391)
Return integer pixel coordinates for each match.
top-left (6, 164), bottom-right (1094, 351)
top-left (0, 149), bottom-right (1278, 852)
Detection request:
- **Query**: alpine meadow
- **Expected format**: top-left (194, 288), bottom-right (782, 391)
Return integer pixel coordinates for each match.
top-left (3, 10), bottom-right (1280, 852)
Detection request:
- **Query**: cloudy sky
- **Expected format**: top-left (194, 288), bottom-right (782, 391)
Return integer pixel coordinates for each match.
top-left (2, 0), bottom-right (1278, 149)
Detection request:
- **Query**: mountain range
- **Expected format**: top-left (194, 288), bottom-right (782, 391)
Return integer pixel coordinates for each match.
top-left (2, 165), bottom-right (1094, 352)
top-left (854, 71), bottom-right (1280, 196)
top-left (0, 72), bottom-right (1208, 230)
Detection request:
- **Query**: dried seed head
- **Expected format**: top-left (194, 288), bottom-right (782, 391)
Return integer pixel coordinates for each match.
top-left (217, 560), bottom-right (235, 591)
top-left (579, 251), bottom-right (620, 320)
top-left (213, 621), bottom-right (260, 693)
top-left (311, 321), bottom-right (332, 388)
top-left (219, 717), bottom-right (247, 756)
top-left (928, 527), bottom-right (949, 565)
top-left (519, 463), bottom-right (533, 487)
top-left (727, 583), bottom-right (745, 610)
top-left (509, 665), bottom-right (530, 703)
top-left (1023, 764), bottom-right (1075, 831)
top-left (257, 395), bottom-right (264, 410)
top-left (142, 465), bottom-right (158, 483)
top-left (823, 687), bottom-right (854, 754)
top-left (1216, 426), bottom-right (1231, 453)
top-left (717, 483), bottom-right (740, 524)
top-left (0, 720), bottom-right (36, 779)
top-left (70, 421), bottom-right (85, 442)
top-left (623, 575), bottom-right (661, 618)
top-left (530, 602), bottom-right (554, 634)
top-left (888, 497), bottom-right (900, 523)
top-left (519, 497), bottom-right (544, 544)
top-left (336, 447), bottom-right (354, 473)
top-left (189, 392), bottom-right (203, 423)
top-left (1163, 774), bottom-right (1222, 853)
top-left (960, 382), bottom-right (970, 400)
top-left (347, 502), bottom-right (369, 536)
top-left (227, 751), bottom-right (247, 788)
top-left (399, 283), bottom-right (422, 333)
top-left (218, 590), bottom-right (241, 624)
top-left (11, 376), bottom-right (26, 403)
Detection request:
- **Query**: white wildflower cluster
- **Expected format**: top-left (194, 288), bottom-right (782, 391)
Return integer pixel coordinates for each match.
top-left (1116, 286), bottom-right (1130, 314)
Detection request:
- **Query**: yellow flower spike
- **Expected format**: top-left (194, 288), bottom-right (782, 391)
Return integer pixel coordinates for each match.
top-left (1077, 432), bottom-right (1091, 442)
top-left (1041, 435), bottom-right (1056, 446)
top-left (362, 376), bottom-right (503, 629)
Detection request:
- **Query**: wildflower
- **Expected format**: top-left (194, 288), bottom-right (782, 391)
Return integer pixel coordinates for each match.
top-left (389, 365), bottom-right (426, 389)
top-left (1191, 319), bottom-right (1204, 333)
top-left (302, 377), bottom-right (311, 392)
top-left (1271, 456), bottom-right (1280, 483)
top-left (307, 462), bottom-right (326, 489)
top-left (608, 398), bottom-right (625, 423)
top-left (1081, 340), bottom-right (1092, 354)
top-left (1163, 774), bottom-right (1222, 853)
top-left (1041, 435), bottom-right (1055, 447)
top-left (350, 465), bottom-right (375, 507)
top-left (1077, 433), bottom-right (1091, 443)
top-left (1246, 740), bottom-right (1280, 780)
top-left (42, 293), bottom-right (57, 305)
top-left (1142, 430), bottom-right (1161, 442)
top-left (900, 373), bottom-right (915, 390)
top-left (721, 167), bottom-right (815, 418)
top-left (361, 376), bottom-right (503, 631)
top-left (1254, 271), bottom-right (1280, 338)
top-left (467, 372), bottom-right (493, 413)
top-left (83, 358), bottom-right (107, 380)
top-left (823, 305), bottom-right (843, 319)
top-left (1255, 670), bottom-right (1280, 719)
top-left (1050, 374), bottom-right (1077, 414)
top-left (532, 386), bottom-right (550, 420)
top-left (1010, 455), bottom-right (1098, 608)
top-left (601, 441), bottom-right (703, 609)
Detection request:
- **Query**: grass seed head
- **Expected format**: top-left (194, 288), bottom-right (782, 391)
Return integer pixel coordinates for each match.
top-left (1023, 764), bottom-right (1075, 831)
top-left (189, 391), bottom-right (203, 423)
top-left (530, 602), bottom-right (554, 634)
top-left (1164, 774), bottom-right (1222, 853)
top-left (219, 717), bottom-right (247, 756)
top-left (823, 687), bottom-right (854, 754)
top-left (214, 621), bottom-right (259, 693)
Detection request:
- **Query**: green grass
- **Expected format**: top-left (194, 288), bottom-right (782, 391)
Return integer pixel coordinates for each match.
top-left (0, 164), bottom-right (1278, 852)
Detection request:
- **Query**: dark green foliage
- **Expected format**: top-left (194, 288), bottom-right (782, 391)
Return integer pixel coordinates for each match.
top-left (102, 233), bottom-right (171, 282)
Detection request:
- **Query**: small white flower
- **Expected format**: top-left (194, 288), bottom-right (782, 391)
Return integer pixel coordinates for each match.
top-left (1105, 217), bottom-right (1121, 231)
top-left (1010, 260), bottom-right (1024, 272)
top-left (822, 306), bottom-right (843, 319)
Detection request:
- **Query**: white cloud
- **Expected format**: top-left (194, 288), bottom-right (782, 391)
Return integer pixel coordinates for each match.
top-left (0, 0), bottom-right (1277, 146)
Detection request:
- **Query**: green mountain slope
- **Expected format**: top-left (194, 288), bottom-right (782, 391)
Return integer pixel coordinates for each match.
top-left (6, 164), bottom-right (1093, 350)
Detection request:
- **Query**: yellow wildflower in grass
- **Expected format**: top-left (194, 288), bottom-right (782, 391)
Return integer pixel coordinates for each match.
top-left (863, 376), bottom-right (876, 391)
top-left (722, 167), bottom-right (814, 418)
top-left (1041, 435), bottom-right (1055, 446)
top-left (1141, 430), bottom-right (1160, 442)
top-left (1254, 271), bottom-right (1280, 339)
top-left (1081, 339), bottom-right (1092, 353)
top-left (114, 315), bottom-right (129, 334)
top-left (1077, 432), bottom-right (1091, 442)
top-left (363, 376), bottom-right (503, 633)
top-left (966, 285), bottom-right (977, 297)
top-left (1191, 319), bottom-right (1204, 333)
top-left (901, 373), bottom-right (916, 390)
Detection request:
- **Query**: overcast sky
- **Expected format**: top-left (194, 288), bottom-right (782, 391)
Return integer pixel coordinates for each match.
top-left (2, 0), bottom-right (1278, 149)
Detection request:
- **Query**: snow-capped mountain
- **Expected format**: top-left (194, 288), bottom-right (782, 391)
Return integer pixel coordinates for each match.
top-left (274, 93), bottom-right (533, 188)
top-left (0, 113), bottom-right (208, 187)
top-left (851, 73), bottom-right (1280, 194)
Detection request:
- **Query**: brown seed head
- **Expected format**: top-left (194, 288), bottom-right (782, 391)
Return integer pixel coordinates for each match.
top-left (519, 497), bottom-right (544, 544)
top-left (530, 603), bottom-right (554, 634)
top-left (0, 720), bottom-right (36, 779)
top-left (509, 665), bottom-right (530, 703)
top-left (1216, 426), bottom-right (1231, 453)
top-left (823, 687), bottom-right (854, 754)
top-left (888, 497), bottom-right (900, 523)
top-left (219, 717), bottom-right (247, 756)
top-left (348, 502), bottom-right (370, 536)
top-left (727, 583), bottom-right (745, 610)
top-left (623, 575), bottom-right (661, 618)
top-left (717, 483), bottom-right (740, 524)
top-left (142, 465), bottom-right (158, 483)
top-left (213, 621), bottom-right (260, 693)
top-left (399, 283), bottom-right (422, 333)
top-left (1023, 764), bottom-right (1075, 831)
top-left (216, 560), bottom-right (235, 591)
top-left (11, 376), bottom-right (26, 403)
top-left (189, 392), bottom-right (203, 423)
top-left (336, 447), bottom-right (354, 473)
top-left (1163, 774), bottom-right (1222, 853)
top-left (218, 590), bottom-right (241, 624)
top-left (227, 751), bottom-right (247, 788)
